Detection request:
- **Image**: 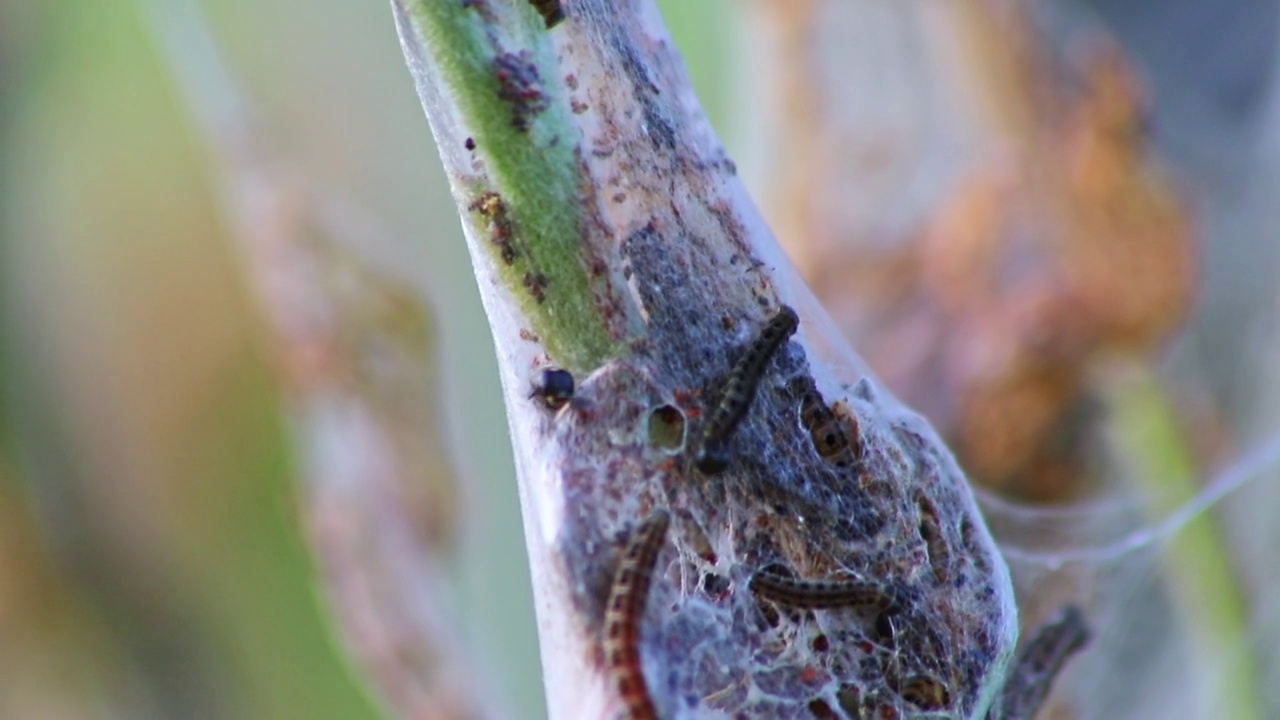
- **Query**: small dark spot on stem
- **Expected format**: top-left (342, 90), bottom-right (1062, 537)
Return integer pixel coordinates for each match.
top-left (522, 271), bottom-right (549, 303)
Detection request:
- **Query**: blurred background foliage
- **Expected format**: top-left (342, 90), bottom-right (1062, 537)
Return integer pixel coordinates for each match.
top-left (1, 1), bottom-right (1277, 719)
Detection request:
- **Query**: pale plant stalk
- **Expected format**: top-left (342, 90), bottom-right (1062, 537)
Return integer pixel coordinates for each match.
top-left (146, 2), bottom-right (505, 717)
top-left (393, 1), bottom-right (1019, 718)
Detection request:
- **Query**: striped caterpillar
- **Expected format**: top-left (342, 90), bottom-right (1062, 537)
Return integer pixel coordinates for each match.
top-left (695, 305), bottom-right (799, 474)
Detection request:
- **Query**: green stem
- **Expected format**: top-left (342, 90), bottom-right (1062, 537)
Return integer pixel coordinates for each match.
top-left (1110, 368), bottom-right (1258, 720)
top-left (395, 0), bottom-right (623, 370)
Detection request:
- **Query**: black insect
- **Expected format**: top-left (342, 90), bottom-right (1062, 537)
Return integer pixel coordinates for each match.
top-left (527, 0), bottom-right (565, 28)
top-left (694, 305), bottom-right (800, 474)
top-left (532, 367), bottom-right (574, 409)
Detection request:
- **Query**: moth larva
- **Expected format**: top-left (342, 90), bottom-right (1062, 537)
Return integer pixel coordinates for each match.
top-left (995, 605), bottom-right (1089, 720)
top-left (748, 566), bottom-right (901, 613)
top-left (695, 305), bottom-right (799, 474)
top-left (603, 511), bottom-right (670, 720)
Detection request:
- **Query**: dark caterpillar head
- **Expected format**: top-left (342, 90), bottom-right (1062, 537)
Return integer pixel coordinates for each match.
top-left (764, 305), bottom-right (800, 342)
top-left (694, 439), bottom-right (731, 474)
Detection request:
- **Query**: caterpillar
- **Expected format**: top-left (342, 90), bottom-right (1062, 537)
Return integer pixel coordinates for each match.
top-left (994, 605), bottom-right (1089, 720)
top-left (796, 381), bottom-right (861, 468)
top-left (695, 305), bottom-right (799, 474)
top-left (748, 566), bottom-right (901, 613)
top-left (603, 511), bottom-right (670, 720)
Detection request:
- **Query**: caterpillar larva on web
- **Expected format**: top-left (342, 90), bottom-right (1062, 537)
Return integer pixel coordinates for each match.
top-left (602, 511), bottom-right (670, 720)
top-left (694, 305), bottom-right (799, 474)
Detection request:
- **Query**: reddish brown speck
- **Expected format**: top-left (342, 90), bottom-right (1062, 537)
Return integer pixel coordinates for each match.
top-left (468, 191), bottom-right (519, 265)
top-left (522, 272), bottom-right (550, 303)
top-left (493, 50), bottom-right (549, 131)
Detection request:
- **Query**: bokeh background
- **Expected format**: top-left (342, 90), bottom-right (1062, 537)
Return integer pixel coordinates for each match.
top-left (1, 1), bottom-right (1278, 719)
